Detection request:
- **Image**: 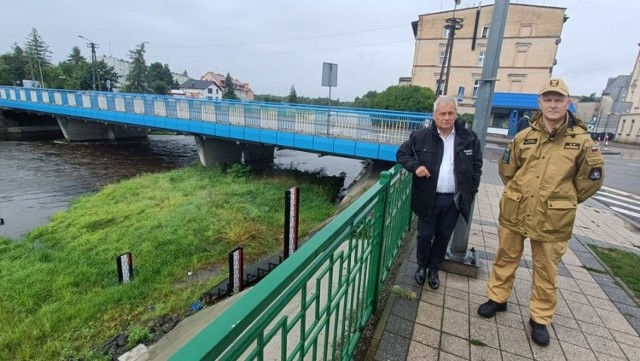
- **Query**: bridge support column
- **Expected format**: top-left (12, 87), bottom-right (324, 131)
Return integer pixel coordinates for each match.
top-left (242, 143), bottom-right (275, 169)
top-left (56, 116), bottom-right (148, 141)
top-left (195, 136), bottom-right (242, 167)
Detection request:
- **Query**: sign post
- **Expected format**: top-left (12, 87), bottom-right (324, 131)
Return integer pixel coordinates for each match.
top-left (283, 187), bottom-right (300, 259)
top-left (321, 62), bottom-right (338, 135)
top-left (116, 252), bottom-right (134, 284)
top-left (228, 247), bottom-right (244, 295)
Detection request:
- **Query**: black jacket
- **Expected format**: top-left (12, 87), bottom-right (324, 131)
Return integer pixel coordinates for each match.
top-left (396, 121), bottom-right (483, 221)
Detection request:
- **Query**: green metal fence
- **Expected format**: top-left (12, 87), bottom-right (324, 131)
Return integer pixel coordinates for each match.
top-left (171, 164), bottom-right (413, 360)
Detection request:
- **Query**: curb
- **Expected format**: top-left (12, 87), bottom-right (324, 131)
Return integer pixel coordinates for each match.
top-left (365, 228), bottom-right (419, 360)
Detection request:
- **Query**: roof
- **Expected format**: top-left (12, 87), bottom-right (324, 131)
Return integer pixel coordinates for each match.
top-left (179, 79), bottom-right (217, 90)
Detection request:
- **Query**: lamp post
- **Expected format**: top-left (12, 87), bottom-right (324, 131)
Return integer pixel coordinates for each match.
top-left (78, 35), bottom-right (100, 90)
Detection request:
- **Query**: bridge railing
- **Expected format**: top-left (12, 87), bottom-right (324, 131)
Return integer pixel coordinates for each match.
top-left (170, 164), bottom-right (413, 360)
top-left (0, 86), bottom-right (431, 146)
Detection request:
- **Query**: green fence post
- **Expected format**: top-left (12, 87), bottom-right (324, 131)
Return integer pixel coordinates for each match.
top-left (368, 170), bottom-right (390, 313)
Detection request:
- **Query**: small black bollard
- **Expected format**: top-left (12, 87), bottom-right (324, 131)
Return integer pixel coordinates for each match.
top-left (0, 218), bottom-right (4, 226)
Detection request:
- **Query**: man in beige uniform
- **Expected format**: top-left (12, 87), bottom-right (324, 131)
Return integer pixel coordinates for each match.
top-left (477, 78), bottom-right (605, 346)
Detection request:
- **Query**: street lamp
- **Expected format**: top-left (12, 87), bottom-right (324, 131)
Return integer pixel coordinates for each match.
top-left (78, 35), bottom-right (101, 90)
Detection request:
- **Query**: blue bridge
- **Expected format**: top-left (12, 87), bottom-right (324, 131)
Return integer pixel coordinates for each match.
top-left (0, 86), bottom-right (431, 164)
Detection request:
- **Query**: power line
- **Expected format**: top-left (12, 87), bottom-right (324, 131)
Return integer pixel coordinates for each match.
top-left (138, 24), bottom-right (409, 49)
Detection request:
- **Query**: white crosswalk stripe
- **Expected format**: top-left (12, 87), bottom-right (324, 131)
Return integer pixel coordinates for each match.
top-left (594, 187), bottom-right (640, 223)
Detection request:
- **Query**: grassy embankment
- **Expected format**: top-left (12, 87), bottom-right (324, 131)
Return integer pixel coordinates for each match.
top-left (588, 245), bottom-right (640, 299)
top-left (0, 165), bottom-right (343, 360)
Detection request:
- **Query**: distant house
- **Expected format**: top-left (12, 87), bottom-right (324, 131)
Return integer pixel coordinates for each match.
top-left (179, 79), bottom-right (223, 100)
top-left (200, 72), bottom-right (254, 101)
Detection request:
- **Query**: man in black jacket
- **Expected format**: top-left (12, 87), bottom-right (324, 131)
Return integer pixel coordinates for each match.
top-left (396, 95), bottom-right (483, 289)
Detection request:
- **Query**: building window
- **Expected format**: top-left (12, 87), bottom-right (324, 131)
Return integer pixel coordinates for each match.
top-left (477, 49), bottom-right (485, 67)
top-left (207, 88), bottom-right (213, 94)
top-left (519, 24), bottom-right (533, 37)
top-left (481, 26), bottom-right (490, 38)
top-left (473, 80), bottom-right (480, 98)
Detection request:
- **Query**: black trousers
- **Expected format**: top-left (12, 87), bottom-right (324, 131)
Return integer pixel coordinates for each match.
top-left (416, 193), bottom-right (459, 271)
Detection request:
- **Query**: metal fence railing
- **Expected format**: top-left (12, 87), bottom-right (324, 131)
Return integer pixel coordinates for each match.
top-left (170, 164), bottom-right (413, 360)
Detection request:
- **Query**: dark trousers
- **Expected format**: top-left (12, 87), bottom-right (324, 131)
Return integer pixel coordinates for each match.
top-left (416, 193), bottom-right (459, 271)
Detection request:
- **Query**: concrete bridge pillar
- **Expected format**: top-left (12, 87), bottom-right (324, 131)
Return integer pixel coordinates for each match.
top-left (242, 144), bottom-right (275, 168)
top-left (195, 136), bottom-right (242, 167)
top-left (56, 116), bottom-right (148, 141)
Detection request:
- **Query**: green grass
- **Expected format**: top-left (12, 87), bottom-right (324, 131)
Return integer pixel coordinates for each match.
top-left (588, 244), bottom-right (640, 299)
top-left (0, 165), bottom-right (343, 360)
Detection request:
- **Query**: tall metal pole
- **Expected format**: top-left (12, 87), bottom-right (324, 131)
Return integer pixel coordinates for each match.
top-left (79, 35), bottom-right (99, 91)
top-left (447, 0), bottom-right (510, 264)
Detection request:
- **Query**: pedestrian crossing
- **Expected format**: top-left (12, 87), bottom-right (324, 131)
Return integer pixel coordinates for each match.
top-left (593, 186), bottom-right (640, 225)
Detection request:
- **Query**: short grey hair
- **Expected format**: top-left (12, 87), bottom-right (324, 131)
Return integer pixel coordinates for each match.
top-left (433, 95), bottom-right (458, 113)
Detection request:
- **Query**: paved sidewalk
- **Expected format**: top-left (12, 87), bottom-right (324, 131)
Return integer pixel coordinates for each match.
top-left (372, 160), bottom-right (640, 361)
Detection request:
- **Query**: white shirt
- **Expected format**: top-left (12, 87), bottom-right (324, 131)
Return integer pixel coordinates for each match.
top-left (436, 129), bottom-right (456, 193)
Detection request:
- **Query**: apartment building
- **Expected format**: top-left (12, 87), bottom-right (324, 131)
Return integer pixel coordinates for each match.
top-left (200, 72), bottom-right (254, 101)
top-left (410, 3), bottom-right (567, 132)
top-left (617, 46), bottom-right (640, 144)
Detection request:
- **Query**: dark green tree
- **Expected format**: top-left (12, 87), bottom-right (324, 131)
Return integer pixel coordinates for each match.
top-left (124, 42), bottom-right (149, 93)
top-left (222, 72), bottom-right (239, 100)
top-left (353, 90), bottom-right (379, 109)
top-left (24, 28), bottom-right (52, 85)
top-left (0, 44), bottom-right (28, 86)
top-left (148, 62), bottom-right (177, 94)
top-left (287, 85), bottom-right (298, 103)
top-left (66, 46), bottom-right (86, 65)
top-left (372, 85), bottom-right (435, 112)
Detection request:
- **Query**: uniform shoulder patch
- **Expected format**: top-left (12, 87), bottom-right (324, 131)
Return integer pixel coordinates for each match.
top-left (564, 142), bottom-right (580, 150)
top-left (589, 167), bottom-right (602, 180)
top-left (502, 147), bottom-right (511, 164)
top-left (523, 138), bottom-right (537, 145)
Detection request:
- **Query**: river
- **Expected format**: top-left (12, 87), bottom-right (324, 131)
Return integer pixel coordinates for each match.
top-left (0, 133), bottom-right (367, 239)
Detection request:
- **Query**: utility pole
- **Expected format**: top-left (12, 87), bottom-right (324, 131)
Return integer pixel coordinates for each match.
top-left (78, 35), bottom-right (101, 91)
top-left (436, 0), bottom-right (463, 95)
top-left (445, 0), bottom-right (510, 274)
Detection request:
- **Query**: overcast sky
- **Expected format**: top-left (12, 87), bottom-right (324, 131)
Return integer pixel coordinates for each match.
top-left (3, 0), bottom-right (639, 101)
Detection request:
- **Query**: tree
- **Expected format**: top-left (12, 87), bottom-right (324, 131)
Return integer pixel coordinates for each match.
top-left (66, 46), bottom-right (86, 65)
top-left (372, 85), bottom-right (435, 113)
top-left (124, 42), bottom-right (149, 93)
top-left (353, 90), bottom-right (379, 109)
top-left (0, 44), bottom-right (28, 86)
top-left (148, 62), bottom-right (177, 94)
top-left (287, 85), bottom-right (298, 103)
top-left (579, 93), bottom-right (598, 102)
top-left (24, 28), bottom-right (52, 85)
top-left (222, 72), bottom-right (239, 100)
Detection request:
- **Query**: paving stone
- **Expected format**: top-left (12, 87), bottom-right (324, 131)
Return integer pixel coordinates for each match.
top-left (446, 287), bottom-right (470, 301)
top-left (552, 313), bottom-right (580, 330)
top-left (446, 273), bottom-right (469, 292)
top-left (375, 331), bottom-right (410, 361)
top-left (619, 342), bottom-right (640, 361)
top-left (390, 296), bottom-right (419, 322)
top-left (411, 323), bottom-right (440, 349)
top-left (385, 313), bottom-right (414, 338)
top-left (584, 332), bottom-right (626, 359)
top-left (470, 345), bottom-right (501, 361)
top-left (500, 351), bottom-right (533, 361)
top-left (575, 279), bottom-right (610, 300)
top-left (421, 288), bottom-right (445, 306)
top-left (529, 338), bottom-right (565, 361)
top-left (559, 342), bottom-right (597, 361)
top-left (577, 320), bottom-right (613, 340)
top-left (438, 350), bottom-right (467, 361)
top-left (406, 341), bottom-right (438, 361)
top-left (614, 303), bottom-right (640, 320)
top-left (445, 294), bottom-right (470, 314)
top-left (567, 302), bottom-right (604, 326)
top-left (470, 317), bottom-right (500, 349)
top-left (440, 333), bottom-right (470, 359)
top-left (590, 274), bottom-right (617, 288)
top-left (442, 308), bottom-right (469, 339)
top-left (497, 324), bottom-right (533, 359)
top-left (601, 285), bottom-right (637, 306)
top-left (586, 295), bottom-right (619, 312)
top-left (496, 308), bottom-right (524, 329)
top-left (610, 328), bottom-right (640, 347)
top-left (416, 301), bottom-right (442, 329)
top-left (595, 307), bottom-right (638, 334)
top-left (560, 288), bottom-right (590, 306)
top-left (552, 323), bottom-right (589, 348)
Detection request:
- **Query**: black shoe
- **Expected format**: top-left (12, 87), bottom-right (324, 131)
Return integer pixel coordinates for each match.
top-left (415, 266), bottom-right (426, 285)
top-left (529, 318), bottom-right (550, 346)
top-left (427, 269), bottom-right (440, 289)
top-left (477, 299), bottom-right (508, 318)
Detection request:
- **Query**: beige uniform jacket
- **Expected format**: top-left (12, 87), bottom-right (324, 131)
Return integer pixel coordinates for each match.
top-left (498, 111), bottom-right (604, 242)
